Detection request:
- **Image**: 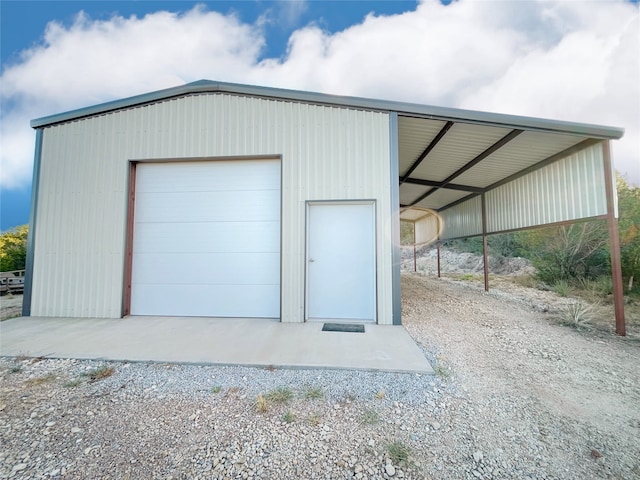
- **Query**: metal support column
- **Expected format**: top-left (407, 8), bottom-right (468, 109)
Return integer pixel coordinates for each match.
top-left (481, 193), bottom-right (489, 292)
top-left (413, 222), bottom-right (417, 272)
top-left (602, 140), bottom-right (626, 336)
top-left (437, 241), bottom-right (441, 278)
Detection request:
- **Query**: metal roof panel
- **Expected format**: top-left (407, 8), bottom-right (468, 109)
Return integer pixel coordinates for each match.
top-left (31, 79), bottom-right (624, 139)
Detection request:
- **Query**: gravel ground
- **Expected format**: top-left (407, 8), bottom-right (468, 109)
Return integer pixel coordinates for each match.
top-left (1, 273), bottom-right (639, 479)
top-left (0, 295), bottom-right (22, 321)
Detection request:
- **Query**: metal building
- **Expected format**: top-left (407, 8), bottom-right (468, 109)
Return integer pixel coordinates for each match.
top-left (24, 80), bottom-right (626, 333)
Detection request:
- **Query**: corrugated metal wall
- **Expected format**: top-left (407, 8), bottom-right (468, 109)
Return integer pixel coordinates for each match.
top-left (31, 94), bottom-right (392, 323)
top-left (414, 213), bottom-right (440, 245)
top-left (486, 144), bottom-right (606, 232)
top-left (438, 143), bottom-right (607, 240)
top-left (440, 196), bottom-right (482, 240)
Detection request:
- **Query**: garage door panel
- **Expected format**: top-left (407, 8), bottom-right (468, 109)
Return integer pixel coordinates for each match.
top-left (134, 190), bottom-right (280, 223)
top-left (131, 284), bottom-right (280, 317)
top-left (133, 221), bottom-right (280, 253)
top-left (136, 161), bottom-right (280, 193)
top-left (131, 159), bottom-right (280, 318)
top-left (132, 252), bottom-right (280, 285)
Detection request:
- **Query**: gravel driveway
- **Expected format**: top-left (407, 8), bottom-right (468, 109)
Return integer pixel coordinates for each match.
top-left (1, 273), bottom-right (639, 479)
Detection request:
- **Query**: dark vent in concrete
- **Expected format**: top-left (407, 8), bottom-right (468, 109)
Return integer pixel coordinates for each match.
top-left (322, 323), bottom-right (365, 333)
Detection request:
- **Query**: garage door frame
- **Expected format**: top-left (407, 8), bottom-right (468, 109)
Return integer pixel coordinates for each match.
top-left (121, 155), bottom-right (282, 318)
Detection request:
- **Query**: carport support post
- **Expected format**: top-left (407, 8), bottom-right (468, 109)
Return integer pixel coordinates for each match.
top-left (602, 140), bottom-right (626, 336)
top-left (481, 193), bottom-right (489, 292)
top-left (437, 241), bottom-right (441, 278)
top-left (413, 222), bottom-right (417, 272)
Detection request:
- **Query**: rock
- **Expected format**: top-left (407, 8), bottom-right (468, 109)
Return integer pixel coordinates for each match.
top-left (12, 463), bottom-right (27, 472)
top-left (385, 464), bottom-right (396, 476)
top-left (71, 427), bottom-right (82, 433)
top-left (473, 450), bottom-right (483, 463)
top-left (472, 469), bottom-right (482, 478)
top-left (368, 439), bottom-right (376, 447)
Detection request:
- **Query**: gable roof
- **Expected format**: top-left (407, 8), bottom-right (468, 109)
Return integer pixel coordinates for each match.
top-left (31, 79), bottom-right (624, 213)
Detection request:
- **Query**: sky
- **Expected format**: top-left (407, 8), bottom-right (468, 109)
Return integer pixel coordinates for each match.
top-left (1, 0), bottom-right (639, 231)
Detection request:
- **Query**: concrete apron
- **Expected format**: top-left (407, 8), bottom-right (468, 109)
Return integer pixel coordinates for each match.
top-left (0, 316), bottom-right (434, 374)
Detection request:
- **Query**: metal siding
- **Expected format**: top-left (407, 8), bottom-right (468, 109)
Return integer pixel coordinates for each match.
top-left (414, 214), bottom-right (440, 245)
top-left (399, 183), bottom-right (430, 206)
top-left (440, 196), bottom-right (483, 240)
top-left (398, 116), bottom-right (447, 177)
top-left (32, 94), bottom-right (391, 323)
top-left (414, 188), bottom-right (470, 210)
top-left (486, 144), bottom-right (606, 233)
top-left (453, 131), bottom-right (585, 187)
top-left (410, 123), bottom-right (512, 182)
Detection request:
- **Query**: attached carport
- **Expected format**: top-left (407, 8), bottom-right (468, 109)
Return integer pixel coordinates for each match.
top-left (394, 113), bottom-right (625, 335)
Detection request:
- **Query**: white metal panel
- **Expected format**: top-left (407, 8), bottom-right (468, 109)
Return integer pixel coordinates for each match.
top-left (454, 131), bottom-right (585, 187)
top-left (440, 196), bottom-right (483, 240)
top-left (31, 93), bottom-right (392, 323)
top-left (306, 202), bottom-right (376, 321)
top-left (130, 160), bottom-right (280, 317)
top-left (399, 183), bottom-right (430, 205)
top-left (400, 207), bottom-right (435, 222)
top-left (410, 123), bottom-right (512, 182)
top-left (486, 144), bottom-right (607, 232)
top-left (398, 116), bottom-right (447, 176)
top-left (414, 213), bottom-right (440, 245)
top-left (413, 188), bottom-right (470, 210)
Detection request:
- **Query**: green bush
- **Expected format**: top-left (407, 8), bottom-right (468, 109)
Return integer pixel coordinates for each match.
top-left (0, 225), bottom-right (28, 272)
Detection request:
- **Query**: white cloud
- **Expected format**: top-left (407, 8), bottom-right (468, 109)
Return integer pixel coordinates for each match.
top-left (1, 0), bottom-right (638, 190)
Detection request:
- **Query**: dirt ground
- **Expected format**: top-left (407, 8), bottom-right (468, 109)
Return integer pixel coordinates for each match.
top-left (403, 273), bottom-right (640, 478)
top-left (0, 294), bottom-right (22, 321)
top-left (1, 273), bottom-right (639, 479)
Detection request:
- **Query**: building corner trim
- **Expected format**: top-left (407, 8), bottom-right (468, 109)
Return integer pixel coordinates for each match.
top-left (389, 112), bottom-right (402, 325)
top-left (22, 129), bottom-right (43, 317)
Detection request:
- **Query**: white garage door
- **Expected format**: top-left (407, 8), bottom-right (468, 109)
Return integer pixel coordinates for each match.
top-left (130, 159), bottom-right (280, 317)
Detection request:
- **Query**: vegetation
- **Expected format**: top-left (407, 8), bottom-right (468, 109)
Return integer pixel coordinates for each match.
top-left (0, 225), bottom-right (28, 272)
top-left (82, 365), bottom-right (115, 382)
top-left (618, 175), bottom-right (640, 291)
top-left (387, 441), bottom-right (410, 464)
top-left (559, 302), bottom-right (596, 329)
top-left (255, 394), bottom-right (269, 413)
top-left (282, 410), bottom-right (295, 423)
top-left (303, 386), bottom-right (323, 400)
top-left (264, 387), bottom-right (293, 404)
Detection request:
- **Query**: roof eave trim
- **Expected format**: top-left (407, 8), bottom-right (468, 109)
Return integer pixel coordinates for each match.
top-left (30, 79), bottom-right (625, 140)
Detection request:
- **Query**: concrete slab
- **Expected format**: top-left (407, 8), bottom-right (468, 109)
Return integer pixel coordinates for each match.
top-left (0, 316), bottom-right (433, 374)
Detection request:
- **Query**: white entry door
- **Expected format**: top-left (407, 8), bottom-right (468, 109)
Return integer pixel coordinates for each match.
top-left (306, 202), bottom-right (376, 322)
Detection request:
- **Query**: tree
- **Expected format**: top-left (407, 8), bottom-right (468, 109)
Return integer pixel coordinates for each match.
top-left (617, 175), bottom-right (640, 290)
top-left (0, 225), bottom-right (28, 272)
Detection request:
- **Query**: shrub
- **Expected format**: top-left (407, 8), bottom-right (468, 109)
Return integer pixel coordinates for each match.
top-left (359, 408), bottom-right (380, 425)
top-left (387, 441), bottom-right (410, 464)
top-left (559, 302), bottom-right (595, 329)
top-left (552, 279), bottom-right (571, 297)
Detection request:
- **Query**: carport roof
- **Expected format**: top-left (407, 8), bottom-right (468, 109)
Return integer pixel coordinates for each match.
top-left (31, 79), bottom-right (624, 213)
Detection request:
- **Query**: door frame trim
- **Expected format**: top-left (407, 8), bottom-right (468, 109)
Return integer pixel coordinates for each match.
top-left (304, 199), bottom-right (377, 323)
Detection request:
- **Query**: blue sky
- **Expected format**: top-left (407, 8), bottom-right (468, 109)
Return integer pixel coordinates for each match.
top-left (1, 0), bottom-right (639, 231)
